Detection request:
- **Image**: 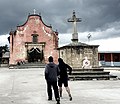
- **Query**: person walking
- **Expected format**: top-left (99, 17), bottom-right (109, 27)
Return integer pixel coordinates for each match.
top-left (58, 58), bottom-right (72, 101)
top-left (45, 56), bottom-right (60, 104)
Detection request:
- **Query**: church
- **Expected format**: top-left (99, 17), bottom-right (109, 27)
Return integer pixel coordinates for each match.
top-left (9, 11), bottom-right (58, 66)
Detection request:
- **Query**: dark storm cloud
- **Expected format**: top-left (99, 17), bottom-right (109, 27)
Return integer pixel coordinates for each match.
top-left (0, 0), bottom-right (120, 40)
top-left (80, 0), bottom-right (120, 31)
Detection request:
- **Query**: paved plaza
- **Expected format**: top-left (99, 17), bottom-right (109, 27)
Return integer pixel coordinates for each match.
top-left (0, 67), bottom-right (120, 104)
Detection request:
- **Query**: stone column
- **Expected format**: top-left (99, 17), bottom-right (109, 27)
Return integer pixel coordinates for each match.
top-left (111, 53), bottom-right (114, 66)
top-left (98, 53), bottom-right (102, 66)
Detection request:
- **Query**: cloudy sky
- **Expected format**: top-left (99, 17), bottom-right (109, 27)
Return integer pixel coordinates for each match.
top-left (0, 0), bottom-right (120, 51)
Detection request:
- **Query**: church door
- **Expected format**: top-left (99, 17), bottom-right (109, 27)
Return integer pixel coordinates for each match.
top-left (27, 48), bottom-right (43, 62)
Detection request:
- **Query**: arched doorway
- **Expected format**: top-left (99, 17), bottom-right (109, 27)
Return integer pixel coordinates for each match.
top-left (27, 48), bottom-right (44, 62)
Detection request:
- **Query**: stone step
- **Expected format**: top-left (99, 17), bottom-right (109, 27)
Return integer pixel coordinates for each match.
top-left (20, 62), bottom-right (45, 65)
top-left (68, 67), bottom-right (117, 80)
top-left (68, 74), bottom-right (117, 80)
top-left (73, 68), bottom-right (104, 71)
top-left (21, 63), bottom-right (45, 67)
top-left (10, 62), bottom-right (46, 69)
top-left (16, 65), bottom-right (45, 69)
top-left (70, 71), bottom-right (110, 75)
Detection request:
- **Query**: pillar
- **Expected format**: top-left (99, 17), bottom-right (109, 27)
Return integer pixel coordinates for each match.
top-left (111, 53), bottom-right (114, 66)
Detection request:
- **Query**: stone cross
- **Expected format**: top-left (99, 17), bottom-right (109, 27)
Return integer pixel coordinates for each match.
top-left (68, 10), bottom-right (82, 43)
top-left (33, 9), bottom-right (36, 14)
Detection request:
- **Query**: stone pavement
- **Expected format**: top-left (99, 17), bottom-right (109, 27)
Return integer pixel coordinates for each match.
top-left (0, 68), bottom-right (120, 104)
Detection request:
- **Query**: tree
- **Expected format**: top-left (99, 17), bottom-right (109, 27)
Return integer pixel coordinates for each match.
top-left (0, 44), bottom-right (9, 63)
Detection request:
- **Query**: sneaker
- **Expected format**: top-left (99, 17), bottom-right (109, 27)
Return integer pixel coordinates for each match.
top-left (56, 98), bottom-right (60, 104)
top-left (48, 98), bottom-right (52, 101)
top-left (56, 100), bottom-right (60, 104)
top-left (69, 96), bottom-right (72, 101)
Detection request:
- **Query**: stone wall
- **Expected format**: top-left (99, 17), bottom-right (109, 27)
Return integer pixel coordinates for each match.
top-left (58, 46), bottom-right (99, 69)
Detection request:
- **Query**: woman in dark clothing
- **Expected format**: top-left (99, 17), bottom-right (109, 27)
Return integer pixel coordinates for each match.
top-left (58, 58), bottom-right (72, 101)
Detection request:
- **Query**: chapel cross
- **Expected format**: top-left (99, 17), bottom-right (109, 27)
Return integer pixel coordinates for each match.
top-left (68, 10), bottom-right (82, 43)
top-left (33, 9), bottom-right (36, 14)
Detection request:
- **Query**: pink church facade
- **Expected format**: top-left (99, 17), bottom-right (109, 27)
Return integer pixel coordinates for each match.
top-left (9, 13), bottom-right (58, 65)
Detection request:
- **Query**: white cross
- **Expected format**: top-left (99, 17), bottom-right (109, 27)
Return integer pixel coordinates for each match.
top-left (33, 9), bottom-right (36, 14)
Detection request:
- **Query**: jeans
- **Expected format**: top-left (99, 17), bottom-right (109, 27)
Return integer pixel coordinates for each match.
top-left (47, 81), bottom-right (60, 101)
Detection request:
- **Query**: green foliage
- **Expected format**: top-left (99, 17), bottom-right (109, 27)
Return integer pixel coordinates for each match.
top-left (0, 44), bottom-right (9, 57)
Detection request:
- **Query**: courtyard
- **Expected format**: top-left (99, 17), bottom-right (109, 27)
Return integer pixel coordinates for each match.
top-left (0, 67), bottom-right (120, 104)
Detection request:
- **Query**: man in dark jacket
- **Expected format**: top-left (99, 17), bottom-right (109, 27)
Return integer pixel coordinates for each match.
top-left (45, 56), bottom-right (60, 104)
top-left (58, 58), bottom-right (72, 101)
